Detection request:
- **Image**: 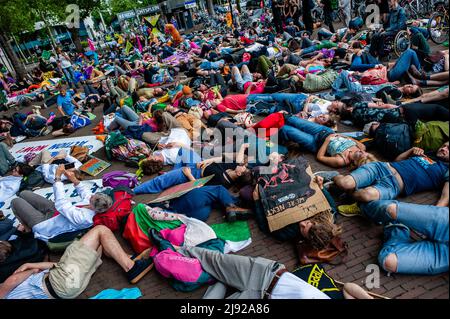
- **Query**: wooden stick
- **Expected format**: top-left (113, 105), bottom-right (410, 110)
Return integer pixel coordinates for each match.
top-left (334, 280), bottom-right (391, 299)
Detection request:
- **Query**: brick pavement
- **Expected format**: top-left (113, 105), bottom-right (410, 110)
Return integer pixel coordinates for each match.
top-left (3, 59), bottom-right (448, 301)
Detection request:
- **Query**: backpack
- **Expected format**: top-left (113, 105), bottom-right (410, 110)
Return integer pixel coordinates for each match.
top-left (93, 187), bottom-right (134, 232)
top-left (110, 138), bottom-right (152, 163)
top-left (374, 123), bottom-right (412, 160)
top-left (102, 171), bottom-right (139, 189)
top-left (19, 170), bottom-right (45, 192)
top-left (70, 145), bottom-right (90, 163)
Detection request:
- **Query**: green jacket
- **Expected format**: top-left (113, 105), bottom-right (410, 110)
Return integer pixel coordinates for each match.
top-left (104, 131), bottom-right (129, 160)
top-left (414, 120), bottom-right (449, 152)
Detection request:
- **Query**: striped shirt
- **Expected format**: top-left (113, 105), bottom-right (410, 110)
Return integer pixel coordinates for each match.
top-left (5, 270), bottom-right (50, 299)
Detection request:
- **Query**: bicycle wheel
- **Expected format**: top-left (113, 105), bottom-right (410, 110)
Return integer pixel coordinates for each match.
top-left (427, 12), bottom-right (449, 44)
top-left (394, 30), bottom-right (411, 57)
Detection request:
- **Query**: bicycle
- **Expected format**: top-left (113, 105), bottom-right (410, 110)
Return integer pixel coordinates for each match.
top-left (427, 1), bottom-right (449, 44)
top-left (399, 0), bottom-right (423, 20)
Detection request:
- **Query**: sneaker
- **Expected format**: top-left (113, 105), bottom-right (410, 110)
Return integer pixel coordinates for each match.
top-left (225, 206), bottom-right (253, 222)
top-left (40, 126), bottom-right (51, 136)
top-left (337, 203), bottom-right (362, 217)
top-left (314, 171), bottom-right (339, 183)
top-left (14, 136), bottom-right (27, 143)
top-left (126, 258), bottom-right (154, 284)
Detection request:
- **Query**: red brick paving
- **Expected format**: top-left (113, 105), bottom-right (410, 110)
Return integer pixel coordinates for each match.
top-left (51, 150), bottom-right (448, 300)
top-left (3, 60), bottom-right (448, 301)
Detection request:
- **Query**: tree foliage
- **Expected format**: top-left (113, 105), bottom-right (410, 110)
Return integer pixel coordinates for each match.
top-left (0, 0), bottom-right (39, 33)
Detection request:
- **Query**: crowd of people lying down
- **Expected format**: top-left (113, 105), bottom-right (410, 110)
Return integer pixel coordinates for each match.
top-left (0, 1), bottom-right (448, 300)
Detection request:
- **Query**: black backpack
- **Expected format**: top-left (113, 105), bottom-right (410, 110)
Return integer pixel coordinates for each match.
top-left (374, 123), bottom-right (412, 160)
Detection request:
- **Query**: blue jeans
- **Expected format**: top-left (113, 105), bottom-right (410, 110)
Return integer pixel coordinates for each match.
top-left (12, 113), bottom-right (40, 137)
top-left (301, 45), bottom-right (319, 55)
top-left (350, 162), bottom-right (401, 200)
top-left (318, 29), bottom-right (333, 41)
top-left (233, 68), bottom-right (253, 92)
top-left (83, 84), bottom-right (99, 96)
top-left (169, 186), bottom-right (236, 221)
top-left (279, 116), bottom-right (334, 153)
top-left (332, 70), bottom-right (390, 97)
top-left (109, 105), bottom-right (139, 130)
top-left (301, 38), bottom-right (314, 49)
top-left (133, 166), bottom-right (202, 194)
top-left (332, 70), bottom-right (364, 94)
top-left (246, 93), bottom-right (309, 114)
top-left (361, 200), bottom-right (449, 275)
top-left (388, 49), bottom-right (421, 82)
top-left (62, 67), bottom-right (76, 88)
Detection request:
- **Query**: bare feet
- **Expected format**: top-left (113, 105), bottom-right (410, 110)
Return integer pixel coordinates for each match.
top-left (409, 65), bottom-right (427, 79)
top-left (407, 71), bottom-right (420, 86)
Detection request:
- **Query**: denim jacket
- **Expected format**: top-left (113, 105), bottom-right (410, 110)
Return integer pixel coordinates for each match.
top-left (386, 7), bottom-right (407, 32)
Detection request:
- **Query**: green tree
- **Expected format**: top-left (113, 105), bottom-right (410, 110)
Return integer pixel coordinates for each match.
top-left (46, 0), bottom-right (102, 53)
top-left (0, 0), bottom-right (38, 79)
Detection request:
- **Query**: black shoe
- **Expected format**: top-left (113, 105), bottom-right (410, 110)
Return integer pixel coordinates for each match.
top-left (225, 206), bottom-right (253, 222)
top-left (127, 258), bottom-right (153, 284)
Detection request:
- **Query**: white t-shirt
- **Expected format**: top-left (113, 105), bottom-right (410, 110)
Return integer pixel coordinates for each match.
top-left (58, 54), bottom-right (72, 69)
top-left (267, 47), bottom-right (281, 59)
top-left (305, 97), bottom-right (331, 117)
top-left (245, 42), bottom-right (264, 53)
top-left (36, 155), bottom-right (82, 184)
top-left (155, 128), bottom-right (191, 165)
top-left (270, 272), bottom-right (330, 299)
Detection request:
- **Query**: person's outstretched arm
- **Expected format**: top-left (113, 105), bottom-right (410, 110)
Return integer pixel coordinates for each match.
top-left (437, 181), bottom-right (449, 207)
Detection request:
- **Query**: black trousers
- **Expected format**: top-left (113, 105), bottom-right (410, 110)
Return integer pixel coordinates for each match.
top-left (324, 9), bottom-right (335, 33)
top-left (402, 103), bottom-right (450, 125)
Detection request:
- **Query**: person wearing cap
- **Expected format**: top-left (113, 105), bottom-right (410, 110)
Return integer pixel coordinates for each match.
top-left (10, 165), bottom-right (114, 242)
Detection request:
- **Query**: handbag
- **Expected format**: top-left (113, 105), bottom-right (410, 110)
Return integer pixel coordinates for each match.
top-left (70, 145), bottom-right (90, 163)
top-left (296, 236), bottom-right (348, 265)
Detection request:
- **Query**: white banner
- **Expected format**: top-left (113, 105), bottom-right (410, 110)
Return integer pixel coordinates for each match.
top-left (9, 136), bottom-right (104, 163)
top-left (0, 179), bottom-right (103, 226)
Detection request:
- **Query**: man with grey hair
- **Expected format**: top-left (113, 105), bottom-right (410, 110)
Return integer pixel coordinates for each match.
top-left (11, 164), bottom-right (113, 241)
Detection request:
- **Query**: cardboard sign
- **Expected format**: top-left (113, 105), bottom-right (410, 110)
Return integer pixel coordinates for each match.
top-left (9, 136), bottom-right (104, 163)
top-left (80, 157), bottom-right (111, 176)
top-left (148, 175), bottom-right (215, 204)
top-left (256, 157), bottom-right (331, 232)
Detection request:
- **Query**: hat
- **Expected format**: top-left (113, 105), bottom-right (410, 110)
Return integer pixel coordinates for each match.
top-left (363, 121), bottom-right (378, 136)
top-left (182, 85), bottom-right (192, 95)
